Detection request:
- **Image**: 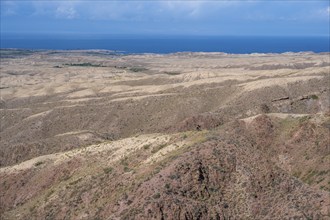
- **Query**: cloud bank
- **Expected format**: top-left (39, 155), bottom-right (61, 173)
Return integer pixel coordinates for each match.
top-left (1, 0), bottom-right (329, 36)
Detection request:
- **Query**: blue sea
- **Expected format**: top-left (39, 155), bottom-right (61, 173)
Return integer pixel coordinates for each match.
top-left (1, 35), bottom-right (329, 54)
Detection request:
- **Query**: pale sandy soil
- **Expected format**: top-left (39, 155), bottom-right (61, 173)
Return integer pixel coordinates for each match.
top-left (1, 51), bottom-right (328, 100)
top-left (0, 133), bottom-right (172, 174)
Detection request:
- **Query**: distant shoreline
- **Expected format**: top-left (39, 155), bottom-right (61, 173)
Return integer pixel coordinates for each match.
top-left (1, 48), bottom-right (329, 57)
top-left (1, 36), bottom-right (329, 54)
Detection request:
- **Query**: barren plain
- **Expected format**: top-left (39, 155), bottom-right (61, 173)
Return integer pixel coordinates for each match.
top-left (0, 49), bottom-right (329, 219)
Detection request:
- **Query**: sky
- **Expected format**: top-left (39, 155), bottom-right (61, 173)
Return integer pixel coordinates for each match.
top-left (1, 0), bottom-right (329, 37)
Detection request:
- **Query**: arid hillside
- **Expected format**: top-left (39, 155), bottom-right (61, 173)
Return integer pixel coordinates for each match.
top-left (0, 49), bottom-right (329, 219)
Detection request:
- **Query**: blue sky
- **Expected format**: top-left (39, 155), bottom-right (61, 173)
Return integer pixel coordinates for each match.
top-left (1, 0), bottom-right (329, 37)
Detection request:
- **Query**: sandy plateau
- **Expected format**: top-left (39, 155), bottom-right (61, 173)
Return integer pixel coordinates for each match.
top-left (0, 49), bottom-right (329, 219)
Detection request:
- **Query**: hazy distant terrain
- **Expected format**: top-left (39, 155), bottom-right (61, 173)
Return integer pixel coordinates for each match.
top-left (0, 49), bottom-right (329, 219)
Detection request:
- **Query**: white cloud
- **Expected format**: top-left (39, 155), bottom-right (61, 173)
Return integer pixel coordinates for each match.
top-left (160, 1), bottom-right (203, 19)
top-left (159, 1), bottom-right (239, 19)
top-left (30, 0), bottom-right (80, 19)
top-left (49, 1), bottom-right (241, 21)
top-left (318, 6), bottom-right (330, 15)
top-left (0, 0), bottom-right (243, 21)
top-left (86, 2), bottom-right (141, 21)
top-left (55, 5), bottom-right (78, 19)
top-left (4, 0), bottom-right (328, 23)
top-left (311, 6), bottom-right (330, 20)
top-left (1, 1), bottom-right (17, 16)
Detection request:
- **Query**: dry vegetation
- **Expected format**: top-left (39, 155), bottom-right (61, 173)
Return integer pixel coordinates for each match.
top-left (0, 49), bottom-right (329, 219)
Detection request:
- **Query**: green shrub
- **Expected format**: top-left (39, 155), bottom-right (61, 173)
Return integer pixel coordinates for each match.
top-left (310, 94), bottom-right (319, 100)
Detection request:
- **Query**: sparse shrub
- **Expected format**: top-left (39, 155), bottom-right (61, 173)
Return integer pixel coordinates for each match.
top-left (310, 94), bottom-right (319, 100)
top-left (153, 166), bottom-right (162, 174)
top-left (45, 189), bottom-right (55, 202)
top-left (318, 170), bottom-right (328, 176)
top-left (169, 174), bottom-right (180, 180)
top-left (34, 161), bottom-right (44, 166)
top-left (209, 187), bottom-right (218, 192)
top-left (151, 144), bottom-right (167, 153)
top-left (64, 63), bottom-right (104, 67)
top-left (61, 174), bottom-right (71, 181)
top-left (260, 103), bottom-right (270, 113)
top-left (299, 116), bottom-right (310, 123)
top-left (103, 167), bottom-right (113, 174)
top-left (164, 71), bottom-right (181, 75)
top-left (153, 192), bottom-right (161, 199)
top-left (124, 166), bottom-right (131, 172)
top-left (29, 205), bottom-right (36, 212)
top-left (143, 144), bottom-right (151, 150)
top-left (69, 178), bottom-right (82, 185)
top-left (293, 171), bottom-right (302, 178)
top-left (129, 67), bottom-right (148, 72)
top-left (120, 157), bottom-right (129, 166)
top-left (303, 170), bottom-right (318, 185)
top-left (182, 134), bottom-right (188, 139)
top-left (316, 177), bottom-right (325, 184)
